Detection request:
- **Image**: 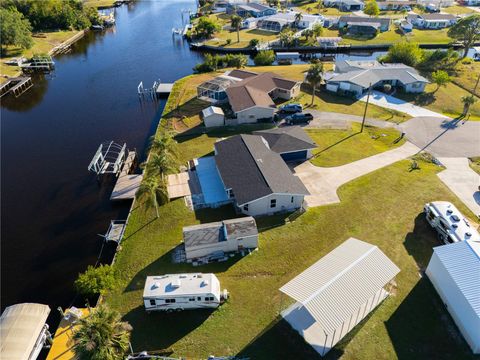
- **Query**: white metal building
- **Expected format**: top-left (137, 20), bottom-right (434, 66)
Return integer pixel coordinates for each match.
top-left (426, 240), bottom-right (480, 354)
top-left (0, 303), bottom-right (51, 360)
top-left (202, 106), bottom-right (225, 127)
top-left (280, 238), bottom-right (400, 356)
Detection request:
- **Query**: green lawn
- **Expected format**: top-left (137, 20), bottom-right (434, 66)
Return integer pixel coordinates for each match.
top-left (337, 27), bottom-right (453, 45)
top-left (452, 61), bottom-right (480, 97)
top-left (442, 5), bottom-right (477, 15)
top-left (308, 123), bottom-right (405, 167)
top-left (469, 157), bottom-right (480, 175)
top-left (83, 0), bottom-right (117, 8)
top-left (206, 29), bottom-right (278, 48)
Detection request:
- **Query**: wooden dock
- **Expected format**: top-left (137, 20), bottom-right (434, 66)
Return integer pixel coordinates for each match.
top-left (46, 308), bottom-right (90, 360)
top-left (0, 77), bottom-right (33, 98)
top-left (156, 83), bottom-right (174, 94)
top-left (110, 150), bottom-right (143, 201)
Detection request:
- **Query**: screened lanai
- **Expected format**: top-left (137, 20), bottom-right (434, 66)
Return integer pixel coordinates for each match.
top-left (257, 18), bottom-right (288, 32)
top-left (197, 76), bottom-right (237, 102)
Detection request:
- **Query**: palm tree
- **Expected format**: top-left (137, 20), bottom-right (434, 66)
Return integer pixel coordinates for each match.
top-left (73, 305), bottom-right (132, 360)
top-left (145, 152), bottom-right (177, 178)
top-left (136, 175), bottom-right (168, 218)
top-left (305, 62), bottom-right (324, 106)
top-left (461, 95), bottom-right (477, 117)
top-left (230, 15), bottom-right (242, 43)
top-left (294, 12), bottom-right (303, 28)
top-left (149, 131), bottom-right (178, 159)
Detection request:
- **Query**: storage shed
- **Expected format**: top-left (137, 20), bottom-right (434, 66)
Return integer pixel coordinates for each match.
top-left (426, 240), bottom-right (480, 354)
top-left (202, 106), bottom-right (225, 127)
top-left (280, 238), bottom-right (400, 356)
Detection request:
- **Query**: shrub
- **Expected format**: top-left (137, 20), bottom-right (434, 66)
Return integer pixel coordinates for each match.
top-left (249, 38), bottom-right (259, 47)
top-left (253, 50), bottom-right (275, 66)
top-left (380, 41), bottom-right (423, 67)
top-left (75, 265), bottom-right (116, 297)
top-left (461, 57), bottom-right (473, 64)
top-left (226, 38), bottom-right (232, 45)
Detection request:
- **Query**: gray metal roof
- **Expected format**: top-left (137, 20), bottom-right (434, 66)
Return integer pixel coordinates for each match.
top-left (339, 15), bottom-right (391, 27)
top-left (430, 240), bottom-right (480, 318)
top-left (280, 238), bottom-right (400, 334)
top-left (253, 126), bottom-right (317, 154)
top-left (224, 216), bottom-right (258, 238)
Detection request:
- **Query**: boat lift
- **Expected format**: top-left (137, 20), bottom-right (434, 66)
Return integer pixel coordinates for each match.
top-left (98, 220), bottom-right (127, 243)
top-left (88, 141), bottom-right (127, 176)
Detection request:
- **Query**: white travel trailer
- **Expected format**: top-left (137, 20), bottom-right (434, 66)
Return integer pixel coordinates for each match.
top-left (424, 201), bottom-right (480, 244)
top-left (143, 273), bottom-right (228, 312)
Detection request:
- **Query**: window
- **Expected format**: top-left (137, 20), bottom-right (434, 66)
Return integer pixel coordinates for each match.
top-left (165, 298), bottom-right (176, 304)
top-left (205, 296), bottom-right (215, 301)
top-left (197, 296), bottom-right (201, 301)
top-left (189, 297), bottom-right (195, 302)
top-left (270, 199), bottom-right (277, 208)
top-left (149, 299), bottom-right (156, 306)
top-left (243, 204), bottom-right (249, 211)
top-left (291, 196), bottom-right (294, 203)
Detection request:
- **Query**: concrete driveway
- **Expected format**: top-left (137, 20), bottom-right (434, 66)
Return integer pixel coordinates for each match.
top-left (358, 91), bottom-right (450, 118)
top-left (437, 158), bottom-right (480, 217)
top-left (305, 110), bottom-right (399, 130)
top-left (294, 142), bottom-right (420, 207)
top-left (401, 116), bottom-right (480, 157)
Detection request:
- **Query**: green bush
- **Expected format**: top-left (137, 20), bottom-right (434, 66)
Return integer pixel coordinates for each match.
top-left (249, 38), bottom-right (259, 47)
top-left (254, 50), bottom-right (275, 66)
top-left (226, 38), bottom-right (232, 45)
top-left (75, 265), bottom-right (116, 297)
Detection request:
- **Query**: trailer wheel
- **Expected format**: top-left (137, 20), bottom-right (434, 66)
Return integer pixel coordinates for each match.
top-left (166, 308), bottom-right (174, 313)
top-left (175, 308), bottom-right (183, 312)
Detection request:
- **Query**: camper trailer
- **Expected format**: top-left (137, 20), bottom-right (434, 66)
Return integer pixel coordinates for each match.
top-left (143, 273), bottom-right (228, 312)
top-left (424, 201), bottom-right (480, 244)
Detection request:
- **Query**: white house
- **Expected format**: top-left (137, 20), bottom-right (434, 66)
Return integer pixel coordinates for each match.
top-left (377, 0), bottom-right (416, 10)
top-left (214, 133), bottom-right (310, 216)
top-left (182, 217), bottom-right (258, 261)
top-left (324, 0), bottom-right (365, 11)
top-left (143, 273), bottom-right (228, 312)
top-left (406, 13), bottom-right (458, 29)
top-left (280, 238), bottom-right (400, 357)
top-left (426, 240), bottom-right (480, 354)
top-left (257, 12), bottom-right (323, 31)
top-left (202, 106), bottom-right (225, 127)
top-left (325, 60), bottom-right (429, 97)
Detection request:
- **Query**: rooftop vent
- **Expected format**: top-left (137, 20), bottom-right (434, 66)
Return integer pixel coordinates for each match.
top-left (201, 280), bottom-right (209, 287)
top-left (466, 232), bottom-right (472, 238)
top-left (452, 223), bottom-right (458, 228)
top-left (451, 215), bottom-right (460, 222)
top-left (171, 279), bottom-right (181, 288)
top-left (151, 282), bottom-right (160, 290)
top-left (446, 209), bottom-right (453, 214)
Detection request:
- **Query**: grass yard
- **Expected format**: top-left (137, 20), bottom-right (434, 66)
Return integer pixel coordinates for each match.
top-left (338, 27), bottom-right (453, 45)
top-left (206, 29), bottom-right (278, 48)
top-left (83, 0), bottom-right (116, 8)
top-left (469, 157), bottom-right (480, 175)
top-left (442, 5), bottom-right (477, 15)
top-left (452, 61), bottom-right (480, 97)
top-left (308, 123), bottom-right (405, 167)
top-left (396, 82), bottom-right (480, 120)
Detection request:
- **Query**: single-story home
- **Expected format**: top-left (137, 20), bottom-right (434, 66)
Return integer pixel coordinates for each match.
top-left (252, 126), bottom-right (317, 162)
top-left (406, 13), bottom-right (458, 29)
top-left (225, 70), bottom-right (301, 123)
top-left (280, 238), bottom-right (400, 357)
top-left (324, 0), bottom-right (365, 11)
top-left (257, 12), bottom-right (323, 31)
top-left (214, 133), bottom-right (309, 216)
top-left (461, 0), bottom-right (480, 4)
top-left (338, 15), bottom-right (391, 33)
top-left (426, 240), bottom-right (480, 354)
top-left (241, 17), bottom-right (258, 29)
top-left (377, 0), bottom-right (416, 10)
top-left (317, 36), bottom-right (343, 48)
top-left (202, 106), bottom-right (225, 127)
top-left (182, 217), bottom-right (258, 261)
top-left (417, 0), bottom-right (455, 7)
top-left (227, 2), bottom-right (277, 17)
top-left (325, 60), bottom-right (429, 97)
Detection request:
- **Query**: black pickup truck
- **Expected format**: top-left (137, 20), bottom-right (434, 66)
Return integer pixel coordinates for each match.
top-left (285, 113), bottom-right (314, 125)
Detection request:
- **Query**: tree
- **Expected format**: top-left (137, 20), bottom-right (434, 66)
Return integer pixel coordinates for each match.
top-left (73, 305), bottom-right (132, 360)
top-left (305, 62), bottom-right (324, 106)
top-left (461, 95), bottom-right (477, 117)
top-left (149, 131), bottom-right (178, 160)
top-left (0, 8), bottom-right (33, 50)
top-left (294, 12), bottom-right (303, 28)
top-left (249, 38), bottom-right (259, 47)
top-left (74, 265), bottom-right (116, 298)
top-left (195, 16), bottom-right (220, 38)
top-left (431, 70), bottom-right (450, 91)
top-left (364, 0), bottom-right (380, 16)
top-left (381, 41), bottom-right (424, 67)
top-left (230, 15), bottom-right (242, 43)
top-left (136, 175), bottom-right (167, 218)
top-left (229, 54), bottom-right (248, 68)
top-left (312, 23), bottom-right (323, 37)
top-left (253, 50), bottom-right (275, 66)
top-left (279, 28), bottom-right (296, 47)
top-left (448, 14), bottom-right (480, 59)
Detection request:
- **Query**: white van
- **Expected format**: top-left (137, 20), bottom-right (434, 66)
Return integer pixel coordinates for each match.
top-left (143, 273), bottom-right (228, 312)
top-left (424, 201), bottom-right (480, 244)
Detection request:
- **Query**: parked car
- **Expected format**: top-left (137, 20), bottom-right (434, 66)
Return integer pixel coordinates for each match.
top-left (279, 103), bottom-right (303, 114)
top-left (285, 113), bottom-right (313, 125)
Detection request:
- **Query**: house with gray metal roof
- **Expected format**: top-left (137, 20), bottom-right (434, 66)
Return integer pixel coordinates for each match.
top-left (183, 217), bottom-right (258, 261)
top-left (226, 2), bottom-right (277, 18)
top-left (214, 134), bottom-right (309, 216)
top-left (426, 240), bottom-right (480, 354)
top-left (324, 0), bottom-right (364, 11)
top-left (338, 15), bottom-right (391, 34)
top-left (406, 13), bottom-right (458, 29)
top-left (280, 238), bottom-right (400, 356)
top-left (325, 59), bottom-right (429, 97)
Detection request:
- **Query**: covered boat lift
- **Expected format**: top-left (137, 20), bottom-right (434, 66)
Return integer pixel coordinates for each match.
top-left (88, 141), bottom-right (127, 176)
top-left (0, 303), bottom-right (52, 360)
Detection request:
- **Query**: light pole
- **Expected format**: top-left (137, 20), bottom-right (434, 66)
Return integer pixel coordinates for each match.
top-left (361, 83), bottom-right (372, 133)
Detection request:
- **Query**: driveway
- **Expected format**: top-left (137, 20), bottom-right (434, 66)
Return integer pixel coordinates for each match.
top-left (400, 116), bottom-right (480, 157)
top-left (305, 110), bottom-right (400, 130)
top-left (437, 158), bottom-right (480, 217)
top-left (294, 142), bottom-right (420, 207)
top-left (358, 91), bottom-right (450, 118)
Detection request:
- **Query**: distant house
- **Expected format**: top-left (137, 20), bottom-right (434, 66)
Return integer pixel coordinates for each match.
top-left (377, 0), bottom-right (415, 10)
top-left (325, 60), bottom-right (429, 96)
top-left (241, 17), bottom-right (258, 29)
top-left (257, 12), bottom-right (323, 31)
top-left (226, 2), bottom-right (277, 17)
top-left (324, 0), bottom-right (365, 11)
top-left (406, 13), bottom-right (458, 29)
top-left (224, 70), bottom-right (301, 123)
top-left (215, 134), bottom-right (310, 216)
top-left (182, 217), bottom-right (258, 261)
top-left (417, 0), bottom-right (455, 7)
top-left (426, 240), bottom-right (480, 354)
top-left (461, 0), bottom-right (480, 4)
top-left (202, 106), bottom-right (225, 127)
top-left (338, 16), bottom-right (391, 34)
top-left (317, 36), bottom-right (343, 48)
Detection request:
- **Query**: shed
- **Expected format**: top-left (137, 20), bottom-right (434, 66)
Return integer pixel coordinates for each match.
top-left (426, 240), bottom-right (480, 354)
top-left (280, 238), bottom-right (400, 356)
top-left (202, 106), bottom-right (225, 127)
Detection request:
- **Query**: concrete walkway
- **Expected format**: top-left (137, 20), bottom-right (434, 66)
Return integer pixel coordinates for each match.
top-left (358, 91), bottom-right (450, 118)
top-left (437, 158), bottom-right (480, 217)
top-left (294, 141), bottom-right (420, 207)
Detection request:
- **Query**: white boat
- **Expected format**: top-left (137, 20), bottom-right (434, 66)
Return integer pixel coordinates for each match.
top-left (473, 47), bottom-right (480, 61)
